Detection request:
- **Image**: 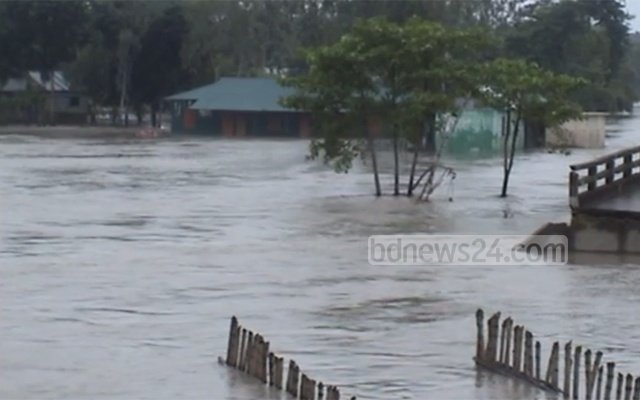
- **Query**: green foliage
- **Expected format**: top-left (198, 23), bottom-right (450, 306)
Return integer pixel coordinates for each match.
top-left (0, 1), bottom-right (89, 77)
top-left (131, 6), bottom-right (190, 108)
top-left (282, 17), bottom-right (492, 189)
top-left (504, 0), bottom-right (634, 112)
top-left (480, 58), bottom-right (584, 196)
top-left (1, 0), bottom-right (636, 125)
top-left (481, 58), bottom-right (584, 125)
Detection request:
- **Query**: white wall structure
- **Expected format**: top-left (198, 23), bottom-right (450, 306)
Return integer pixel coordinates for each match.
top-left (546, 112), bottom-right (607, 149)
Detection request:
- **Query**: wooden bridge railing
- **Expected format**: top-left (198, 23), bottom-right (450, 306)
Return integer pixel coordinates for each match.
top-left (569, 145), bottom-right (640, 209)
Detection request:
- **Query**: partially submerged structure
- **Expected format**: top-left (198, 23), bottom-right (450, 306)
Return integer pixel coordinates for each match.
top-left (546, 112), bottom-right (607, 149)
top-left (165, 77), bottom-right (311, 137)
top-left (0, 71), bottom-right (89, 124)
top-left (165, 77), bottom-right (551, 156)
top-left (533, 145), bottom-right (640, 254)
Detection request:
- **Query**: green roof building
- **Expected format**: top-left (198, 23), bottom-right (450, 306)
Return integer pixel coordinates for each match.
top-left (164, 77), bottom-right (311, 137)
top-left (165, 76), bottom-right (538, 157)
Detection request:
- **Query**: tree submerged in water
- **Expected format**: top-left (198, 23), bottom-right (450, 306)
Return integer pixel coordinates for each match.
top-left (479, 59), bottom-right (584, 197)
top-left (282, 17), bottom-right (491, 200)
top-left (282, 17), bottom-right (583, 199)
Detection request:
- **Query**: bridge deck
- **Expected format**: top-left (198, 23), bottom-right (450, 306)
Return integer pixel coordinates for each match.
top-left (578, 182), bottom-right (640, 217)
top-left (570, 145), bottom-right (640, 219)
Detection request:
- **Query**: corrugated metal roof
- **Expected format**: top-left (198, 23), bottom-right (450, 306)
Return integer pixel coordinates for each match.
top-left (167, 77), bottom-right (296, 112)
top-left (28, 71), bottom-right (70, 91)
top-left (2, 78), bottom-right (27, 91)
top-left (1, 71), bottom-right (70, 92)
top-left (164, 81), bottom-right (220, 101)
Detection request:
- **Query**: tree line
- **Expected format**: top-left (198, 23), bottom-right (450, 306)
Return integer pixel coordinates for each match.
top-left (0, 0), bottom-right (637, 126)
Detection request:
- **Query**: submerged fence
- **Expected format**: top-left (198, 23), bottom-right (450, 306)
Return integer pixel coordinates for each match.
top-left (475, 309), bottom-right (640, 400)
top-left (224, 316), bottom-right (353, 400)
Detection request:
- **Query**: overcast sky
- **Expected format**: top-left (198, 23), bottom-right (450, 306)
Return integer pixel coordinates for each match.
top-left (627, 0), bottom-right (640, 32)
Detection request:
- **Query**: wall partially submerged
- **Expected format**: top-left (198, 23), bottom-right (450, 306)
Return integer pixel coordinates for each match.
top-left (546, 112), bottom-right (607, 149)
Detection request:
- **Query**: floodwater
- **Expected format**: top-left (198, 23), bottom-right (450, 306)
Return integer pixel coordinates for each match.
top-left (2, 113), bottom-right (640, 400)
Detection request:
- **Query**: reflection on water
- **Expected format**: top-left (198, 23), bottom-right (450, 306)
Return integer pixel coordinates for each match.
top-left (2, 113), bottom-right (640, 399)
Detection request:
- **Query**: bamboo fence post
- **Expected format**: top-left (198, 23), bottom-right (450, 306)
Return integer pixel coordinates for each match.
top-left (586, 350), bottom-right (593, 400)
top-left (573, 346), bottom-right (582, 400)
top-left (245, 331), bottom-right (254, 374)
top-left (632, 377), bottom-right (640, 400)
top-left (300, 374), bottom-right (311, 400)
top-left (565, 341), bottom-right (573, 399)
top-left (590, 351), bottom-right (603, 400)
top-left (247, 333), bottom-right (256, 377)
top-left (326, 386), bottom-right (335, 400)
top-left (597, 366), bottom-right (604, 400)
top-left (274, 356), bottom-right (284, 390)
top-left (536, 341), bottom-right (541, 380)
top-left (327, 386), bottom-right (339, 400)
top-left (500, 318), bottom-right (508, 363)
top-left (292, 362), bottom-right (300, 397)
top-left (504, 318), bottom-right (513, 366)
top-left (328, 386), bottom-right (341, 400)
top-left (546, 341), bottom-right (560, 388)
top-left (513, 326), bottom-right (523, 371)
top-left (524, 331), bottom-right (533, 377)
top-left (238, 328), bottom-right (247, 370)
top-left (268, 352), bottom-right (275, 386)
top-left (286, 360), bottom-right (296, 396)
top-left (256, 336), bottom-right (264, 380)
top-left (476, 309), bottom-right (485, 361)
top-left (605, 362), bottom-right (616, 400)
top-left (625, 374), bottom-right (633, 400)
top-left (618, 373), bottom-right (624, 400)
top-left (487, 312), bottom-right (501, 363)
top-left (261, 340), bottom-right (269, 383)
top-left (226, 316), bottom-right (239, 367)
top-left (306, 376), bottom-right (317, 400)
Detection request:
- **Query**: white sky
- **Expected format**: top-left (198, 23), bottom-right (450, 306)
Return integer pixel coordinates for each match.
top-left (627, 0), bottom-right (640, 32)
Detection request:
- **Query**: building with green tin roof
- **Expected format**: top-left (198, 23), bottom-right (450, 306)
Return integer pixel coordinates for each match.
top-left (164, 77), bottom-right (312, 137)
top-left (165, 76), bottom-right (538, 157)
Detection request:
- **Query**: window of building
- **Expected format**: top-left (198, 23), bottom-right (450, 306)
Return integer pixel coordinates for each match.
top-left (69, 96), bottom-right (80, 107)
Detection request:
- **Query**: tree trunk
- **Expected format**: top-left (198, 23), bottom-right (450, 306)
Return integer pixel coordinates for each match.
top-left (48, 74), bottom-right (55, 126)
top-left (118, 70), bottom-right (127, 126)
top-left (408, 146), bottom-right (419, 196)
top-left (136, 106), bottom-right (143, 126)
top-left (501, 111), bottom-right (521, 198)
top-left (392, 126), bottom-right (400, 196)
top-left (424, 112), bottom-right (436, 154)
top-left (366, 124), bottom-right (382, 197)
top-left (408, 120), bottom-right (426, 196)
top-left (89, 103), bottom-right (96, 125)
top-left (151, 102), bottom-right (158, 127)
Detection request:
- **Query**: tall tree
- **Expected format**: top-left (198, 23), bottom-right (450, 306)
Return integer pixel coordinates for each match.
top-left (1, 0), bottom-right (88, 123)
top-left (131, 5), bottom-right (190, 127)
top-left (284, 18), bottom-right (492, 198)
top-left (505, 0), bottom-right (633, 112)
top-left (481, 59), bottom-right (583, 197)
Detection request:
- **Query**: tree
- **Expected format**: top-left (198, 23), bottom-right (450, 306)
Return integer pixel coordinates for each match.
top-left (283, 18), bottom-right (493, 198)
top-left (505, 0), bottom-right (633, 112)
top-left (1, 0), bottom-right (88, 123)
top-left (282, 35), bottom-right (383, 196)
top-left (131, 5), bottom-right (191, 127)
top-left (396, 18), bottom-right (493, 198)
top-left (480, 59), bottom-right (583, 197)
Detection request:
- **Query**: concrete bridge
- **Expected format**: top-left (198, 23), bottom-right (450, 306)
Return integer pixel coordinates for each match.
top-left (567, 145), bottom-right (640, 253)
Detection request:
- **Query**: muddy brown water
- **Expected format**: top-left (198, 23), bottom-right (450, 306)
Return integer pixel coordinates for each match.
top-left (2, 113), bottom-right (640, 399)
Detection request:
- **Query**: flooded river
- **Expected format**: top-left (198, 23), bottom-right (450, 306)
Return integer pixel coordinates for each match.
top-left (2, 114), bottom-right (640, 400)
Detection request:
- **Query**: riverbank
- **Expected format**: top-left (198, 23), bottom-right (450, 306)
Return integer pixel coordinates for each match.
top-left (0, 125), bottom-right (147, 138)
